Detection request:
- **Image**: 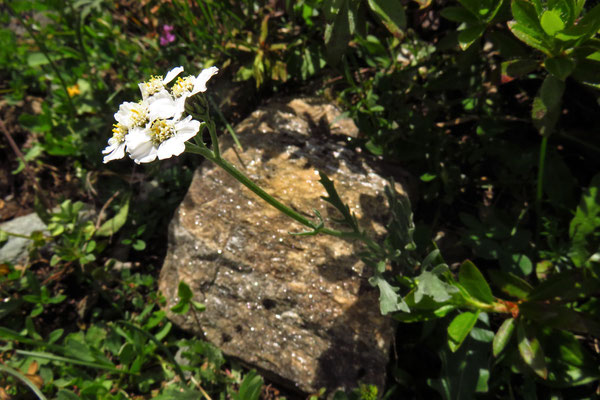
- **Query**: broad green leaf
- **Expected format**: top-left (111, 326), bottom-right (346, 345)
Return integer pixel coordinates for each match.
top-left (540, 329), bottom-right (600, 387)
top-left (520, 302), bottom-right (600, 337)
top-left (540, 9), bottom-right (565, 36)
top-left (501, 59), bottom-right (540, 79)
top-left (177, 281), bottom-right (193, 302)
top-left (509, 0), bottom-right (552, 54)
top-left (527, 270), bottom-right (582, 301)
top-left (458, 24), bottom-right (487, 50)
top-left (572, 59), bottom-right (600, 88)
top-left (487, 269), bottom-right (533, 299)
top-left (440, 6), bottom-right (479, 23)
top-left (545, 56), bottom-right (575, 80)
top-left (324, 0), bottom-right (351, 65)
top-left (493, 318), bottom-right (515, 356)
top-left (532, 74), bottom-right (565, 136)
top-left (233, 370), bottom-right (263, 400)
top-left (367, 0), bottom-right (406, 36)
top-left (458, 260), bottom-right (495, 304)
top-left (429, 332), bottom-right (491, 399)
top-left (569, 173), bottom-right (600, 266)
top-left (95, 195), bottom-right (130, 237)
top-left (517, 321), bottom-right (548, 379)
top-left (458, 0), bottom-right (488, 19)
top-left (448, 310), bottom-right (480, 352)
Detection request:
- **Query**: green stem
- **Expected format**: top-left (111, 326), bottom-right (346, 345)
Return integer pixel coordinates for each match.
top-left (185, 142), bottom-right (360, 240)
top-left (536, 136), bottom-right (548, 241)
top-left (7, 4), bottom-right (76, 118)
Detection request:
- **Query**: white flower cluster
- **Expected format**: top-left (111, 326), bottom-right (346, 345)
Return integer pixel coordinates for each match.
top-left (103, 66), bottom-right (219, 164)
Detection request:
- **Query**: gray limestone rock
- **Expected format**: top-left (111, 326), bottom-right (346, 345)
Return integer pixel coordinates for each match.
top-left (159, 97), bottom-right (407, 394)
top-left (0, 212), bottom-right (47, 264)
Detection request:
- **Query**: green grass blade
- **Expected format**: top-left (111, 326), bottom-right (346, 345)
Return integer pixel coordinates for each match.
top-left (0, 364), bottom-right (48, 400)
top-left (15, 350), bottom-right (129, 374)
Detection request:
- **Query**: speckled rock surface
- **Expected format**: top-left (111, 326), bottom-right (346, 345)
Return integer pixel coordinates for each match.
top-left (159, 97), bottom-right (407, 394)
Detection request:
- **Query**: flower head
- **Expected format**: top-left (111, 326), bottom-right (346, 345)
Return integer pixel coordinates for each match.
top-left (160, 25), bottom-right (176, 46)
top-left (104, 66), bottom-right (217, 164)
top-left (126, 115), bottom-right (201, 164)
top-left (102, 123), bottom-right (128, 163)
top-left (138, 66), bottom-right (184, 99)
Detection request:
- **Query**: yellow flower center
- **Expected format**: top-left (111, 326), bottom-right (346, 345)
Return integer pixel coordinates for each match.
top-left (149, 119), bottom-right (175, 145)
top-left (112, 123), bottom-right (128, 143)
top-left (171, 76), bottom-right (195, 97)
top-left (129, 101), bottom-right (148, 128)
top-left (142, 75), bottom-right (164, 96)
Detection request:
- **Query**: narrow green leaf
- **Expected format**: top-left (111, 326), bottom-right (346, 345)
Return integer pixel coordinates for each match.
top-left (15, 350), bottom-right (126, 374)
top-left (95, 195), bottom-right (130, 237)
top-left (532, 74), bottom-right (565, 136)
top-left (516, 321), bottom-right (548, 379)
top-left (448, 311), bottom-right (480, 352)
top-left (487, 270), bottom-right (533, 299)
top-left (0, 364), bottom-right (48, 400)
top-left (177, 281), bottom-right (193, 302)
top-left (540, 9), bottom-right (565, 36)
top-left (324, 1), bottom-right (351, 66)
top-left (459, 260), bottom-right (495, 304)
top-left (367, 0), bottom-right (406, 36)
top-left (493, 318), bottom-right (515, 356)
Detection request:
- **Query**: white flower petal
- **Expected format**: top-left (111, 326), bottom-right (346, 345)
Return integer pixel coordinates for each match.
top-left (163, 66), bottom-right (184, 85)
top-left (191, 66), bottom-right (219, 95)
top-left (157, 137), bottom-right (186, 160)
top-left (174, 116), bottom-right (201, 142)
top-left (103, 142), bottom-right (126, 163)
top-left (125, 127), bottom-right (157, 163)
top-left (147, 91), bottom-right (181, 121)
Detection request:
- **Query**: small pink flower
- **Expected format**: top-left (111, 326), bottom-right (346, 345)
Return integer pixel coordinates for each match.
top-left (160, 25), bottom-right (176, 46)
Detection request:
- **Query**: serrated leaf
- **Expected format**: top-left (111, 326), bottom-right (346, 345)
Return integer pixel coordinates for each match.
top-left (369, 273), bottom-right (410, 314)
top-left (540, 9), bottom-right (565, 36)
top-left (414, 270), bottom-right (458, 304)
top-left (459, 260), bottom-right (495, 304)
top-left (367, 0), bottom-right (406, 36)
top-left (493, 318), bottom-right (515, 356)
top-left (532, 74), bottom-right (565, 136)
top-left (517, 321), bottom-right (548, 379)
top-left (448, 311), bottom-right (480, 352)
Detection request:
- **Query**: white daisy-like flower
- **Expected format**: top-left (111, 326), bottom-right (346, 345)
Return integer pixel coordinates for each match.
top-left (170, 66), bottom-right (219, 109)
top-left (138, 66), bottom-right (184, 99)
top-left (126, 115), bottom-right (201, 164)
top-left (102, 123), bottom-right (128, 163)
top-left (114, 100), bottom-right (149, 129)
top-left (147, 89), bottom-right (185, 122)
